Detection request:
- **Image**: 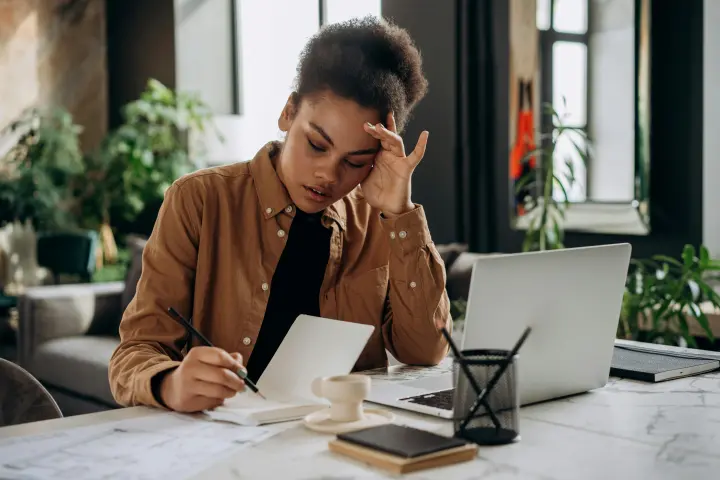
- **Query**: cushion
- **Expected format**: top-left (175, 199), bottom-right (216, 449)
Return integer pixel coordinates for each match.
top-left (120, 235), bottom-right (147, 314)
top-left (435, 243), bottom-right (468, 270)
top-left (446, 252), bottom-right (496, 301)
top-left (28, 336), bottom-right (121, 407)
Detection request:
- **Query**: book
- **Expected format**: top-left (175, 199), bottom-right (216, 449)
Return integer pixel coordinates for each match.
top-left (206, 392), bottom-right (326, 426)
top-left (329, 424), bottom-right (477, 474)
top-left (610, 345), bottom-right (720, 382)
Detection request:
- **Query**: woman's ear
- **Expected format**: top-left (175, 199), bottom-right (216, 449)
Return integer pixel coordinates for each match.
top-left (278, 93), bottom-right (298, 132)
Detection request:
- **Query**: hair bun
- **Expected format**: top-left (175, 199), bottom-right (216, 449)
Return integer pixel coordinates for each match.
top-left (294, 16), bottom-right (428, 132)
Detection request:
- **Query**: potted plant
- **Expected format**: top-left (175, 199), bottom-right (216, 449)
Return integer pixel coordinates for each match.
top-left (0, 107), bottom-right (89, 289)
top-left (76, 79), bottom-right (221, 266)
top-left (0, 107), bottom-right (85, 231)
top-left (514, 103), bottom-right (589, 252)
top-left (620, 244), bottom-right (720, 347)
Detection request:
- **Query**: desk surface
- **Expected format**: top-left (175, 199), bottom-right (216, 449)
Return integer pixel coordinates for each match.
top-left (2, 342), bottom-right (720, 480)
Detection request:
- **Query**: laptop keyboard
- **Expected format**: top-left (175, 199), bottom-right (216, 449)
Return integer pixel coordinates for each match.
top-left (400, 389), bottom-right (455, 410)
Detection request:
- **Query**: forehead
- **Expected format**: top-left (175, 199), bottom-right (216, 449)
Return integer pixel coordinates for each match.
top-left (298, 92), bottom-right (382, 147)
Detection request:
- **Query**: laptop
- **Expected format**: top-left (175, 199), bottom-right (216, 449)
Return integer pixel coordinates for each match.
top-left (366, 243), bottom-right (632, 419)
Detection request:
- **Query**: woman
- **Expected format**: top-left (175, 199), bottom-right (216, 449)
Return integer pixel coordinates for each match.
top-left (109, 17), bottom-right (451, 413)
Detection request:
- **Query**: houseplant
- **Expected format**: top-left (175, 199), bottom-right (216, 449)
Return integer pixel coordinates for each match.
top-left (77, 79), bottom-right (220, 264)
top-left (0, 107), bottom-right (85, 231)
top-left (514, 103), bottom-right (589, 252)
top-left (620, 244), bottom-right (719, 348)
top-left (0, 107), bottom-right (87, 289)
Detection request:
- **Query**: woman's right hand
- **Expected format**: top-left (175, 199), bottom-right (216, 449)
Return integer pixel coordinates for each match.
top-left (159, 346), bottom-right (246, 412)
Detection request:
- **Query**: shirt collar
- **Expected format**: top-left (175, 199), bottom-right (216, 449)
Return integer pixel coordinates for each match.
top-left (325, 198), bottom-right (347, 231)
top-left (249, 142), bottom-right (293, 219)
top-left (248, 141), bottom-right (347, 230)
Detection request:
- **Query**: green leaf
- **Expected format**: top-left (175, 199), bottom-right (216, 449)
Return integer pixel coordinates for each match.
top-left (700, 245), bottom-right (711, 268)
top-left (652, 255), bottom-right (683, 268)
top-left (676, 312), bottom-right (696, 347)
top-left (689, 304), bottom-right (715, 342)
top-left (514, 173), bottom-right (534, 194)
top-left (682, 244), bottom-right (695, 268)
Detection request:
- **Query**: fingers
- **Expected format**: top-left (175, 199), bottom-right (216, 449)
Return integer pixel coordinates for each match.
top-left (408, 131), bottom-right (430, 166)
top-left (191, 379), bottom-right (239, 400)
top-left (192, 362), bottom-right (246, 392)
top-left (386, 111), bottom-right (398, 133)
top-left (191, 346), bottom-right (243, 370)
top-left (229, 352), bottom-right (244, 366)
top-left (364, 122), bottom-right (405, 157)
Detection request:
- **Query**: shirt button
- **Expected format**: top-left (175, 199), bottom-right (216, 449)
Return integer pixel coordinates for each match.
top-left (242, 337), bottom-right (252, 346)
top-left (399, 231), bottom-right (407, 239)
top-left (285, 205), bottom-right (293, 213)
top-left (265, 207), bottom-right (273, 214)
top-left (277, 229), bottom-right (285, 238)
top-left (390, 232), bottom-right (396, 240)
top-left (261, 282), bottom-right (269, 291)
top-left (410, 281), bottom-right (417, 288)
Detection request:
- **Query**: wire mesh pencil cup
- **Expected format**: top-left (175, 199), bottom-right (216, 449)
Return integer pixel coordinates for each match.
top-left (452, 349), bottom-right (520, 445)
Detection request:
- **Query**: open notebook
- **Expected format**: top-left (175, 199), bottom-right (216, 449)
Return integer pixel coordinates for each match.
top-left (206, 315), bottom-right (375, 426)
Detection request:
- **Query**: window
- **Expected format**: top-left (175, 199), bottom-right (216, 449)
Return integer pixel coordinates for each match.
top-left (324, 0), bottom-right (382, 25)
top-left (537, 0), bottom-right (589, 202)
top-left (202, 1), bottom-right (381, 165)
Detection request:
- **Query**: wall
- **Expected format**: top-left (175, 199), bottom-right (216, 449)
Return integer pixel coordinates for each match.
top-left (174, 0), bottom-right (235, 115)
top-left (0, 0), bottom-right (107, 152)
top-left (105, 0), bottom-right (176, 129)
top-left (704, 0), bottom-right (720, 256)
top-left (382, 0), bottom-right (459, 245)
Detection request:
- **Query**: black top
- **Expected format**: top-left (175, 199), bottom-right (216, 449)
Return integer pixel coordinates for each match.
top-left (245, 208), bottom-right (332, 383)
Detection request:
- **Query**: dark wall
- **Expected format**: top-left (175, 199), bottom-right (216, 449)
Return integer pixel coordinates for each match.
top-left (105, 0), bottom-right (177, 129)
top-left (382, 0), bottom-right (459, 245)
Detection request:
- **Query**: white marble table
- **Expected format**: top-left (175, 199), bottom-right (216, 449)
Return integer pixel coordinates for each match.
top-left (2, 341), bottom-right (719, 479)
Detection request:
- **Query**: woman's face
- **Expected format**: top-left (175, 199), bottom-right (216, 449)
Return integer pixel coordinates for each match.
top-left (276, 91), bottom-right (381, 213)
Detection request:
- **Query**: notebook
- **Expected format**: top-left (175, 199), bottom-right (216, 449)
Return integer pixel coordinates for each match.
top-left (610, 345), bottom-right (720, 382)
top-left (329, 424), bottom-right (477, 474)
top-left (208, 391), bottom-right (326, 426)
top-left (206, 315), bottom-right (375, 426)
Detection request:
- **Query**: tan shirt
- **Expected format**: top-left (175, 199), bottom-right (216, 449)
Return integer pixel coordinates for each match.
top-left (109, 142), bottom-right (451, 408)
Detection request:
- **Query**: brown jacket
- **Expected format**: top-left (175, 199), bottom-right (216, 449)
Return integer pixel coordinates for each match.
top-left (109, 142), bottom-right (451, 408)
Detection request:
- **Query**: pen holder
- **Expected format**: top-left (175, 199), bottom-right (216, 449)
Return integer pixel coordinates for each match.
top-left (452, 349), bottom-right (520, 445)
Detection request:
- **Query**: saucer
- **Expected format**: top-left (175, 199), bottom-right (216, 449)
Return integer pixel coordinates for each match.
top-left (303, 408), bottom-right (395, 434)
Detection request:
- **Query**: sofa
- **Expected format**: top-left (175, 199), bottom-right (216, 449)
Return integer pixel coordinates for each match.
top-left (17, 240), bottom-right (483, 416)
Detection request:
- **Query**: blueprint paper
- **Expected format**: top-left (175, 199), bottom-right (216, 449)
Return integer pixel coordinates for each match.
top-left (0, 412), bottom-right (275, 479)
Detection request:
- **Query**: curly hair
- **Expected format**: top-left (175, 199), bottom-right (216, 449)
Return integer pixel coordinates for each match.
top-left (293, 16), bottom-right (428, 133)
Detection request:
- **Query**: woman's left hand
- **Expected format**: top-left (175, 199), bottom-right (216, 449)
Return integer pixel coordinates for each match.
top-left (360, 112), bottom-right (429, 216)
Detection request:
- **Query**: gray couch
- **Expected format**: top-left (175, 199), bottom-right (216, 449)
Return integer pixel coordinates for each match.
top-left (17, 237), bottom-right (146, 416)
top-left (17, 240), bottom-right (481, 416)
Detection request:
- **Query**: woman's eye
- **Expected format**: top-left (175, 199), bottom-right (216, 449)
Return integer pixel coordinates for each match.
top-left (307, 139), bottom-right (325, 152)
top-left (344, 159), bottom-right (364, 169)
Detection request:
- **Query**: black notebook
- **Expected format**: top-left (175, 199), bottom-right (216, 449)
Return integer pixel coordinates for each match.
top-left (336, 424), bottom-right (468, 459)
top-left (610, 346), bottom-right (720, 382)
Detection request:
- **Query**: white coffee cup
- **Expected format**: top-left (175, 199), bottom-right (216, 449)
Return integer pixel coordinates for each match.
top-left (311, 374), bottom-right (371, 422)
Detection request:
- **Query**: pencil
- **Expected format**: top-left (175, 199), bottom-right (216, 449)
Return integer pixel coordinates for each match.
top-left (167, 307), bottom-right (266, 399)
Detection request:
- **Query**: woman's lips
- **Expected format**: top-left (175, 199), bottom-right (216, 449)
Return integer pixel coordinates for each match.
top-left (304, 185), bottom-right (330, 202)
